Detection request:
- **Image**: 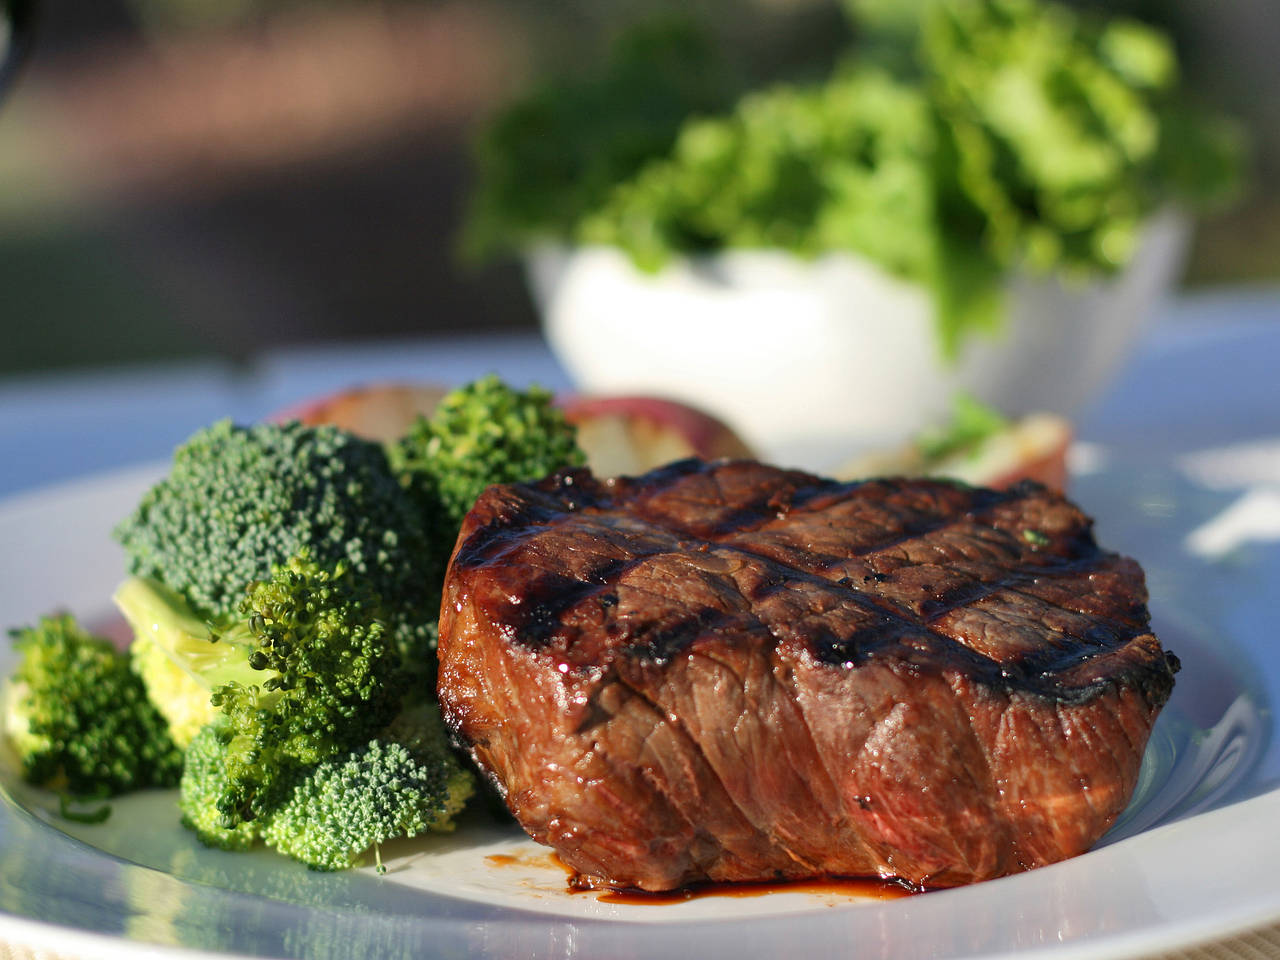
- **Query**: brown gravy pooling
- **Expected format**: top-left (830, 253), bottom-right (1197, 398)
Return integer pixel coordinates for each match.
top-left (568, 868), bottom-right (921, 904)
top-left (490, 851), bottom-right (921, 903)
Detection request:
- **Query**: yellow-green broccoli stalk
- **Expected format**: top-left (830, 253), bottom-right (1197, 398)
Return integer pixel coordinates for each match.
top-left (114, 576), bottom-right (245, 749)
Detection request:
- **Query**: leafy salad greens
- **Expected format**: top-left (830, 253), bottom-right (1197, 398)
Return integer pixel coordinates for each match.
top-left (2, 377), bottom-right (585, 872)
top-left (467, 0), bottom-right (1244, 356)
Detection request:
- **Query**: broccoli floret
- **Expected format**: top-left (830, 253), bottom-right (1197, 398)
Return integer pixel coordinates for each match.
top-left (106, 385), bottom-right (580, 863)
top-left (262, 704), bottom-right (474, 872)
top-left (393, 375), bottom-right (586, 540)
top-left (178, 723), bottom-right (261, 851)
top-left (120, 557), bottom-right (456, 854)
top-left (180, 704), bottom-right (473, 870)
top-left (209, 555), bottom-right (407, 825)
top-left (113, 420), bottom-right (435, 653)
top-left (3, 615), bottom-right (182, 797)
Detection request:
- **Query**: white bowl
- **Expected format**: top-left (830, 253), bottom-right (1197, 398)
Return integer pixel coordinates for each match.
top-left (528, 210), bottom-right (1189, 472)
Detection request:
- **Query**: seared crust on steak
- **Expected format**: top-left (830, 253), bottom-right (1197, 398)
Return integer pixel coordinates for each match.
top-left (437, 460), bottom-right (1177, 890)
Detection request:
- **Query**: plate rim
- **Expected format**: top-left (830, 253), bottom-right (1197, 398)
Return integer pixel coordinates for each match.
top-left (2, 459), bottom-right (1279, 960)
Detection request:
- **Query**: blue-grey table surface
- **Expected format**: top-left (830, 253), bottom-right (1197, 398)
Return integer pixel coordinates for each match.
top-left (2, 287), bottom-right (1279, 500)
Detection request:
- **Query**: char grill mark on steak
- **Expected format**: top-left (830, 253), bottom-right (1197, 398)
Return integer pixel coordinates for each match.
top-left (452, 464), bottom-right (1159, 702)
top-left (438, 460), bottom-right (1178, 890)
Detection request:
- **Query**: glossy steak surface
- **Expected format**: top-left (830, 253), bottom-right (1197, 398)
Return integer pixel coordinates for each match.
top-left (438, 460), bottom-right (1178, 890)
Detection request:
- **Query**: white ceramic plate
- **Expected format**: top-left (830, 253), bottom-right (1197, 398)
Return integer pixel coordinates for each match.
top-left (0, 458), bottom-right (1276, 960)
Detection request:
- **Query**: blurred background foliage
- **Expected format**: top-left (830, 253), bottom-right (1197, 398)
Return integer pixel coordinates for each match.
top-left (0, 0), bottom-right (1276, 376)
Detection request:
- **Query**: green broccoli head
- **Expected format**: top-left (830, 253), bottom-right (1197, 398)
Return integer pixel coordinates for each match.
top-left (113, 419), bottom-right (435, 648)
top-left (179, 703), bottom-right (473, 870)
top-left (209, 555), bottom-right (408, 825)
top-left (262, 703), bottom-right (475, 871)
top-left (178, 722), bottom-right (261, 851)
top-left (4, 615), bottom-right (182, 796)
top-left (393, 375), bottom-right (586, 541)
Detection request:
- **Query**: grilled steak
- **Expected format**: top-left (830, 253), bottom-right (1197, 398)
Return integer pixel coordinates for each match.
top-left (437, 459), bottom-right (1177, 890)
